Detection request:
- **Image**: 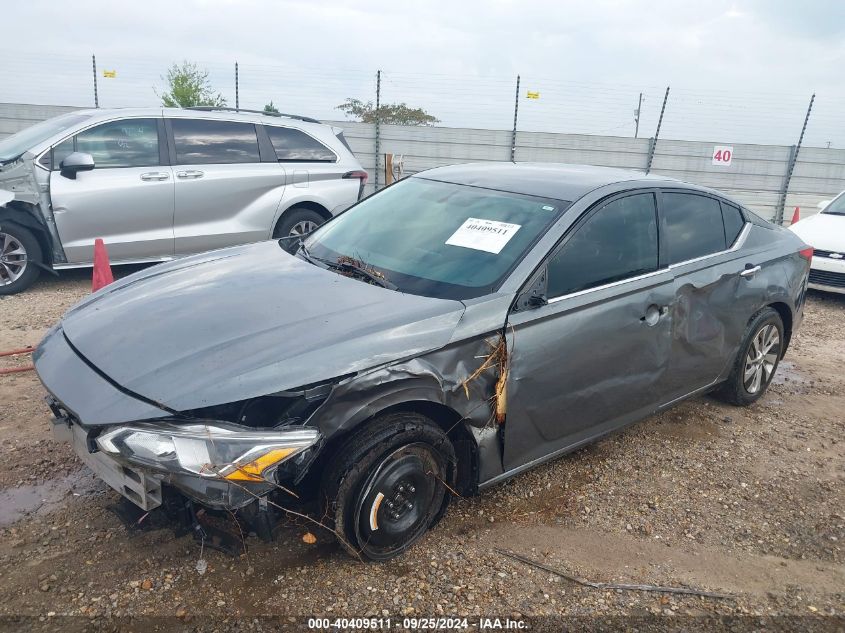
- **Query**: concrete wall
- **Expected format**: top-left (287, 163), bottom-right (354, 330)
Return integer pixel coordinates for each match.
top-left (4, 103), bottom-right (844, 222)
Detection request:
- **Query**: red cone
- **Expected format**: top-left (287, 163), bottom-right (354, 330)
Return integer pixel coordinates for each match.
top-left (790, 206), bottom-right (800, 225)
top-left (92, 238), bottom-right (114, 292)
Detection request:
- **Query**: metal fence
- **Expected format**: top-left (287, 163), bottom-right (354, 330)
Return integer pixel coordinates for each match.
top-left (2, 53), bottom-right (845, 222)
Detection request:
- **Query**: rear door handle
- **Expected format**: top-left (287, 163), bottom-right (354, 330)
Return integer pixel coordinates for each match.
top-left (176, 170), bottom-right (204, 179)
top-left (140, 172), bottom-right (170, 181)
top-left (740, 265), bottom-right (761, 278)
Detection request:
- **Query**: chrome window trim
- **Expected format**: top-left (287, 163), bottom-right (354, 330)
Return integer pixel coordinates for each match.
top-left (547, 268), bottom-right (666, 304)
top-left (545, 222), bottom-right (751, 304)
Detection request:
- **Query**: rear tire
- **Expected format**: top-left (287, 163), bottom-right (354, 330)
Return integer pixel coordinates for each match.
top-left (273, 207), bottom-right (326, 239)
top-left (714, 307), bottom-right (784, 406)
top-left (320, 412), bottom-right (456, 561)
top-left (0, 223), bottom-right (42, 295)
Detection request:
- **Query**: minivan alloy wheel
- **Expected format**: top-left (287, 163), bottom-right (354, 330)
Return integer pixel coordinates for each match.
top-left (289, 220), bottom-right (319, 237)
top-left (0, 232), bottom-right (28, 286)
top-left (743, 323), bottom-right (780, 394)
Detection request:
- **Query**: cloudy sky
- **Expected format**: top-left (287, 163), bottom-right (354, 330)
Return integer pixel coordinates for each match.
top-left (3, 0), bottom-right (844, 145)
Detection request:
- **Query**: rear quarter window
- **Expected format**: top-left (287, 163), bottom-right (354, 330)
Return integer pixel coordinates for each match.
top-left (720, 201), bottom-right (745, 246)
top-left (265, 126), bottom-right (336, 162)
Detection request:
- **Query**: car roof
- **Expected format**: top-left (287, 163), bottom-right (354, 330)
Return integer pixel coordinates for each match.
top-left (415, 162), bottom-right (685, 202)
top-left (53, 107), bottom-right (328, 130)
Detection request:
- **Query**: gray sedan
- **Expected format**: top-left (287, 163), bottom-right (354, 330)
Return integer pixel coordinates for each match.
top-left (35, 163), bottom-right (812, 560)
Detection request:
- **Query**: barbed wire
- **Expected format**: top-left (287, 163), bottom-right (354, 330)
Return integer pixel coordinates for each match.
top-left (1, 52), bottom-right (842, 147)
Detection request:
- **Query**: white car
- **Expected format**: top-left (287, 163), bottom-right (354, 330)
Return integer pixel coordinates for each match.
top-left (789, 192), bottom-right (845, 294)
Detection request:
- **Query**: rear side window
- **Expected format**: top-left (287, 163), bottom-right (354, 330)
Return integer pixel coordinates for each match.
top-left (172, 119), bottom-right (260, 164)
top-left (265, 126), bottom-right (336, 162)
top-left (721, 202), bottom-right (745, 246)
top-left (75, 119), bottom-right (159, 168)
top-left (662, 193), bottom-right (726, 265)
top-left (547, 193), bottom-right (659, 298)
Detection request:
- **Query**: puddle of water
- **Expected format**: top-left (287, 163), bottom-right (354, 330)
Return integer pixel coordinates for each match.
top-left (771, 360), bottom-right (811, 390)
top-left (0, 469), bottom-right (106, 527)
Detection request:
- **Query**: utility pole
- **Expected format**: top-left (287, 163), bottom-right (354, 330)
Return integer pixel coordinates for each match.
top-left (92, 54), bottom-right (99, 108)
top-left (634, 92), bottom-right (642, 138)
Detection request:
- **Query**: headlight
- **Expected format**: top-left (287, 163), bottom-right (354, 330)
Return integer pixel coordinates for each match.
top-left (96, 422), bottom-right (320, 482)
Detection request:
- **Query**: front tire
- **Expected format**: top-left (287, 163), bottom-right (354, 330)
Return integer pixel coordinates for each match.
top-left (0, 223), bottom-right (42, 295)
top-left (321, 413), bottom-right (456, 561)
top-left (714, 307), bottom-right (784, 406)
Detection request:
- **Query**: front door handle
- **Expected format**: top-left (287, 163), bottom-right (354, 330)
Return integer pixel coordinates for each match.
top-left (176, 170), bottom-right (204, 180)
top-left (140, 172), bottom-right (170, 181)
top-left (740, 265), bottom-right (761, 278)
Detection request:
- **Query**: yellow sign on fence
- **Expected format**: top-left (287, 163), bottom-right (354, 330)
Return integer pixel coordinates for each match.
top-left (526, 90), bottom-right (540, 99)
top-left (102, 70), bottom-right (117, 78)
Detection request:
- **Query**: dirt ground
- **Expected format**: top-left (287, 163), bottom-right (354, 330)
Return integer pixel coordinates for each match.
top-left (0, 267), bottom-right (842, 630)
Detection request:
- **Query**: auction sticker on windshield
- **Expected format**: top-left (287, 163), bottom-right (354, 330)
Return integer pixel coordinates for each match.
top-left (445, 218), bottom-right (522, 254)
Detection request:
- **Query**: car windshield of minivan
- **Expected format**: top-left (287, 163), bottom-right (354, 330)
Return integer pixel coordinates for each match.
top-left (0, 113), bottom-right (92, 163)
top-left (822, 196), bottom-right (845, 216)
top-left (302, 177), bottom-right (568, 300)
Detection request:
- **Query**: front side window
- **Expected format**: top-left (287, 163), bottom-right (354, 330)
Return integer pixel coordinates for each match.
top-left (171, 119), bottom-right (259, 164)
top-left (266, 126), bottom-right (336, 162)
top-left (547, 193), bottom-right (659, 298)
top-left (662, 192), bottom-right (726, 265)
top-left (75, 119), bottom-right (159, 168)
top-left (304, 177), bottom-right (567, 300)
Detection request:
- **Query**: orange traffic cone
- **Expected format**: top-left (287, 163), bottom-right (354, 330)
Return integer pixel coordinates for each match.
top-left (790, 206), bottom-right (800, 225)
top-left (92, 238), bottom-right (114, 292)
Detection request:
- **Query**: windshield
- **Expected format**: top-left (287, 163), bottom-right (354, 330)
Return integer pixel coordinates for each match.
top-left (822, 194), bottom-right (845, 216)
top-left (303, 177), bottom-right (568, 300)
top-left (0, 112), bottom-right (92, 163)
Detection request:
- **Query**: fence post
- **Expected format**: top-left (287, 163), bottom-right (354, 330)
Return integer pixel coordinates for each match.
top-left (235, 62), bottom-right (239, 111)
top-left (634, 92), bottom-right (642, 138)
top-left (645, 86), bottom-right (669, 174)
top-left (91, 54), bottom-right (99, 108)
top-left (510, 75), bottom-right (521, 162)
top-left (775, 93), bottom-right (815, 224)
top-left (374, 70), bottom-right (381, 191)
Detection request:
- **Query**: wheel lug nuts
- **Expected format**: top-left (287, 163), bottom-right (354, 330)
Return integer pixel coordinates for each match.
top-left (387, 501), bottom-right (394, 509)
top-left (408, 486), bottom-right (415, 493)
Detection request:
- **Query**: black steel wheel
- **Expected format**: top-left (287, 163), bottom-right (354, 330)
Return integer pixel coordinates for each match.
top-left (321, 412), bottom-right (456, 561)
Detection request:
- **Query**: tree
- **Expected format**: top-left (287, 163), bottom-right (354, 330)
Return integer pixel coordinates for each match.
top-left (336, 98), bottom-right (439, 126)
top-left (264, 101), bottom-right (280, 114)
top-left (158, 61), bottom-right (226, 108)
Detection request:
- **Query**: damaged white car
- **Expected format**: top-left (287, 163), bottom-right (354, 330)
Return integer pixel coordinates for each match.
top-left (36, 163), bottom-right (811, 560)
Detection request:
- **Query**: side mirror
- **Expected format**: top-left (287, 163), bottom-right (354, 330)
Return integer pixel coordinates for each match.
top-left (59, 152), bottom-right (95, 179)
top-left (515, 268), bottom-right (548, 311)
top-left (817, 200), bottom-right (831, 211)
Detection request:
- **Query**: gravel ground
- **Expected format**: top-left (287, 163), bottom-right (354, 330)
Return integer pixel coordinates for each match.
top-left (0, 267), bottom-right (842, 631)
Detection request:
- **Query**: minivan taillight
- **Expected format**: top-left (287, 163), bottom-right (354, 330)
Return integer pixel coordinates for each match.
top-left (799, 246), bottom-right (814, 261)
top-left (343, 170), bottom-right (369, 201)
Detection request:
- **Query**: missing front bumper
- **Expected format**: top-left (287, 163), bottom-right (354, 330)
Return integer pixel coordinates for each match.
top-left (52, 418), bottom-right (163, 511)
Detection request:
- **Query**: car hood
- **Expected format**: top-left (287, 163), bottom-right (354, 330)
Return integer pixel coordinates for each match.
top-left (58, 241), bottom-right (466, 412)
top-left (789, 213), bottom-right (845, 252)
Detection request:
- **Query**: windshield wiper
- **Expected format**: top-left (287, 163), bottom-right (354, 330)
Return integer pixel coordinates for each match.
top-left (297, 244), bottom-right (396, 290)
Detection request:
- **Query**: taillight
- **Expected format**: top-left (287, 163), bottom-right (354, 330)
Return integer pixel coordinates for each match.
top-left (799, 246), bottom-right (814, 261)
top-left (343, 170), bottom-right (369, 200)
